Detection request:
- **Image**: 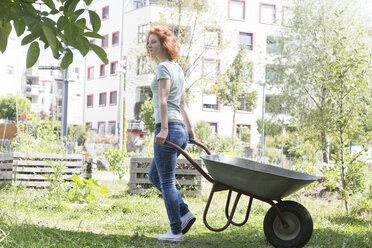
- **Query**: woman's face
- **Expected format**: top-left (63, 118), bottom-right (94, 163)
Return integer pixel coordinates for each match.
top-left (147, 34), bottom-right (164, 57)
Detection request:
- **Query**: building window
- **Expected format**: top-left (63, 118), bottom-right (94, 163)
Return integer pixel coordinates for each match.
top-left (239, 32), bottom-right (253, 50)
top-left (102, 6), bottom-right (109, 20)
top-left (108, 121), bottom-right (116, 135)
top-left (85, 122), bottom-right (92, 129)
top-left (98, 122), bottom-right (106, 134)
top-left (87, 95), bottom-right (93, 108)
top-left (203, 59), bottom-right (220, 79)
top-left (238, 96), bottom-right (253, 112)
top-left (209, 122), bottom-right (218, 135)
top-left (100, 64), bottom-right (107, 77)
top-left (203, 92), bottom-right (219, 111)
top-left (87, 66), bottom-right (94, 79)
top-left (110, 91), bottom-right (117, 105)
top-left (101, 34), bottom-right (108, 48)
top-left (265, 64), bottom-right (280, 83)
top-left (138, 24), bottom-right (149, 43)
top-left (205, 28), bottom-right (222, 48)
top-left (137, 56), bottom-right (150, 75)
top-left (266, 36), bottom-right (283, 55)
top-left (170, 25), bottom-right (191, 43)
top-left (110, 61), bottom-right (118, 75)
top-left (282, 7), bottom-right (294, 26)
top-left (99, 92), bottom-right (106, 106)
top-left (138, 87), bottom-right (153, 102)
top-left (112, 31), bottom-right (119, 46)
top-left (260, 3), bottom-right (276, 24)
top-left (229, 0), bottom-right (245, 20)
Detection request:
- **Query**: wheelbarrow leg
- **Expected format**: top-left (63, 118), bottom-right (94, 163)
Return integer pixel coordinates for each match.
top-left (225, 190), bottom-right (253, 227)
top-left (203, 182), bottom-right (242, 232)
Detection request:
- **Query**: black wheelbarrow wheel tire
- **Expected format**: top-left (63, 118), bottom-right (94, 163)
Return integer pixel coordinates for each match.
top-left (263, 201), bottom-right (313, 248)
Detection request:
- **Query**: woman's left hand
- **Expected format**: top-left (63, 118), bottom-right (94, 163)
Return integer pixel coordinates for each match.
top-left (155, 129), bottom-right (168, 144)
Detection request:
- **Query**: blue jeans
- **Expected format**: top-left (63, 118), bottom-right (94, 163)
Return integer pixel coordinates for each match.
top-left (148, 123), bottom-right (190, 234)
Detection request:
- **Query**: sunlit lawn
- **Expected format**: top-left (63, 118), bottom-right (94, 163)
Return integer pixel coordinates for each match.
top-left (0, 172), bottom-right (370, 248)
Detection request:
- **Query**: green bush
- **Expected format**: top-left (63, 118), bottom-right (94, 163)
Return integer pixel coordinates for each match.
top-left (68, 125), bottom-right (93, 146)
top-left (11, 114), bottom-right (65, 154)
top-left (194, 120), bottom-right (213, 142)
top-left (105, 148), bottom-right (128, 180)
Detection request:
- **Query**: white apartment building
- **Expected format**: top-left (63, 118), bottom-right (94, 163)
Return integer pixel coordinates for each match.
top-left (84, 0), bottom-right (290, 148)
top-left (0, 31), bottom-right (85, 125)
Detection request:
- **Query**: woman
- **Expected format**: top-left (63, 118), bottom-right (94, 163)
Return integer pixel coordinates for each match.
top-left (146, 26), bottom-right (196, 242)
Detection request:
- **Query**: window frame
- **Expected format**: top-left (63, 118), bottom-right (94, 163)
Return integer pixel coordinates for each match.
top-left (110, 91), bottom-right (117, 106)
top-left (99, 92), bottom-right (107, 107)
top-left (97, 121), bottom-right (106, 134)
top-left (112, 31), bottom-right (119, 46)
top-left (137, 56), bottom-right (150, 75)
top-left (204, 27), bottom-right (222, 49)
top-left (208, 122), bottom-right (218, 135)
top-left (102, 6), bottom-right (109, 20)
top-left (87, 94), bottom-right (93, 108)
top-left (138, 24), bottom-right (149, 43)
top-left (202, 58), bottom-right (221, 79)
top-left (110, 61), bottom-right (118, 75)
top-left (87, 66), bottom-right (94, 80)
top-left (101, 34), bottom-right (109, 48)
top-left (100, 64), bottom-right (107, 78)
top-left (238, 31), bottom-right (254, 51)
top-left (259, 3), bottom-right (276, 24)
top-left (107, 121), bottom-right (116, 135)
top-left (202, 91), bottom-right (220, 112)
top-left (228, 0), bottom-right (246, 21)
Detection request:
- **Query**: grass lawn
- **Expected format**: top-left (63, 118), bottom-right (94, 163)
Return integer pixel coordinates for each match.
top-left (0, 172), bottom-right (370, 248)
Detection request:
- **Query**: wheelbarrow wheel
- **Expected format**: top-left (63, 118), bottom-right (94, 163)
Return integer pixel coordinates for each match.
top-left (263, 201), bottom-right (313, 248)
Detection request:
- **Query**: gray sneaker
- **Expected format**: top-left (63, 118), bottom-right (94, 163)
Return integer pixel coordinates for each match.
top-left (181, 211), bottom-right (196, 234)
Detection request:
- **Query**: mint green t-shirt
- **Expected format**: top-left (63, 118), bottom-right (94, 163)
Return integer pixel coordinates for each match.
top-left (150, 61), bottom-right (184, 124)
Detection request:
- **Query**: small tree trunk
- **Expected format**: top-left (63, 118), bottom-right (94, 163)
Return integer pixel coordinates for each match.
top-left (321, 130), bottom-right (329, 163)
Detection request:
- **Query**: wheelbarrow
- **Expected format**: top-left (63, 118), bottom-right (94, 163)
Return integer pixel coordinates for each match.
top-left (164, 139), bottom-right (320, 248)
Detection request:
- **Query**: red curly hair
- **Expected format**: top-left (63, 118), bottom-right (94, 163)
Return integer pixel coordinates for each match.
top-left (146, 26), bottom-right (179, 63)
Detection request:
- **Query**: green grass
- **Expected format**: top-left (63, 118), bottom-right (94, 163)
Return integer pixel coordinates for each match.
top-left (0, 177), bottom-right (370, 248)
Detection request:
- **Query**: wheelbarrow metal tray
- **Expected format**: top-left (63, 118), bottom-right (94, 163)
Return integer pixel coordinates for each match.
top-left (201, 154), bottom-right (319, 200)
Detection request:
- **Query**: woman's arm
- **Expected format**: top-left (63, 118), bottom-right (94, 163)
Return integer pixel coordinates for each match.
top-left (155, 78), bottom-right (171, 145)
top-left (180, 89), bottom-right (195, 139)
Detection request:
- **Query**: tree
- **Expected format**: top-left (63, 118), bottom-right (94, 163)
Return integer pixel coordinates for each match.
top-left (155, 0), bottom-right (224, 96)
top-left (0, 0), bottom-right (107, 69)
top-left (0, 95), bottom-right (31, 121)
top-left (271, 0), bottom-right (372, 213)
top-left (140, 98), bottom-right (155, 133)
top-left (194, 120), bottom-right (213, 142)
top-left (213, 46), bottom-right (257, 148)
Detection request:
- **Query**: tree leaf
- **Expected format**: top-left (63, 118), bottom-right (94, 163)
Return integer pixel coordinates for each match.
top-left (57, 16), bottom-right (68, 30)
top-left (61, 49), bottom-right (73, 69)
top-left (42, 0), bottom-right (56, 11)
top-left (84, 0), bottom-right (93, 5)
top-left (89, 43), bottom-right (108, 64)
top-left (13, 19), bottom-right (26, 37)
top-left (26, 41), bottom-right (40, 68)
top-left (83, 32), bottom-right (104, 39)
top-left (88, 10), bottom-right (101, 33)
top-left (41, 24), bottom-right (57, 51)
top-left (0, 22), bottom-right (12, 53)
top-left (22, 32), bottom-right (40, 46)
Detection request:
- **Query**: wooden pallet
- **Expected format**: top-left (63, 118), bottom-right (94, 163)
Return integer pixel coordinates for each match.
top-left (0, 152), bottom-right (84, 188)
top-left (130, 157), bottom-right (203, 195)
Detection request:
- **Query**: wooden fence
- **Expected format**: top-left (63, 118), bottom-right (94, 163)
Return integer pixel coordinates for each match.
top-left (0, 153), bottom-right (89, 188)
top-left (130, 157), bottom-right (203, 195)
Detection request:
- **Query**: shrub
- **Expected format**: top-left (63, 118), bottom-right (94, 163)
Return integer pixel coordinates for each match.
top-left (105, 148), bottom-right (128, 180)
top-left (11, 114), bottom-right (65, 154)
top-left (194, 120), bottom-right (213, 142)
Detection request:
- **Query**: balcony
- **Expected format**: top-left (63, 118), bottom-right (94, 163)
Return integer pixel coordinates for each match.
top-left (127, 120), bottom-right (145, 132)
top-left (25, 85), bottom-right (45, 96)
